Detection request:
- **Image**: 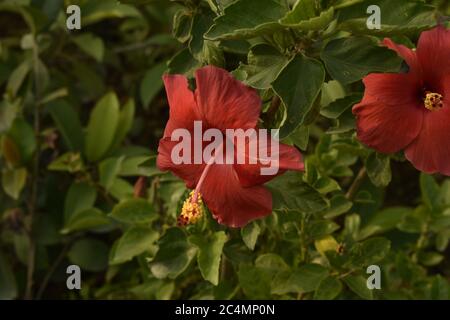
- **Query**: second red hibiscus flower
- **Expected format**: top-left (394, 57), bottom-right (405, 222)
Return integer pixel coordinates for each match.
top-left (353, 26), bottom-right (450, 175)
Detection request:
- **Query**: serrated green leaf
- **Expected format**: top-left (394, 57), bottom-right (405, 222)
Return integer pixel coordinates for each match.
top-left (189, 231), bottom-right (227, 285)
top-left (272, 54), bottom-right (325, 138)
top-left (337, 0), bottom-right (437, 36)
top-left (150, 228), bottom-right (197, 279)
top-left (205, 0), bottom-right (287, 41)
top-left (236, 44), bottom-right (288, 89)
top-left (365, 152), bottom-right (392, 188)
top-left (241, 222), bottom-right (261, 251)
top-left (268, 172), bottom-right (328, 213)
top-left (321, 36), bottom-right (402, 84)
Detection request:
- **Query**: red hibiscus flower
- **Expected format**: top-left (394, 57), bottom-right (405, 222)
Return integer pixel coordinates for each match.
top-left (353, 26), bottom-right (450, 175)
top-left (157, 66), bottom-right (304, 227)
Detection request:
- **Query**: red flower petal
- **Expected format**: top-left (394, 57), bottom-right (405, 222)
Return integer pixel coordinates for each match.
top-left (157, 137), bottom-right (205, 189)
top-left (405, 76), bottom-right (450, 176)
top-left (162, 74), bottom-right (201, 137)
top-left (353, 74), bottom-right (424, 153)
top-left (405, 107), bottom-right (450, 176)
top-left (199, 164), bottom-right (272, 228)
top-left (383, 38), bottom-right (420, 75)
top-left (233, 132), bottom-right (304, 187)
top-left (416, 26), bottom-right (450, 87)
top-left (361, 73), bottom-right (420, 105)
top-left (194, 66), bottom-right (261, 131)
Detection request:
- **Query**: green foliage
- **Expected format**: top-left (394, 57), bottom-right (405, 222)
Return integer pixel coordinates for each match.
top-left (0, 0), bottom-right (448, 301)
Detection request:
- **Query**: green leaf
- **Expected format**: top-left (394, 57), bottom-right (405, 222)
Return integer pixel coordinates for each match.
top-left (313, 176), bottom-right (341, 194)
top-left (288, 125), bottom-right (310, 151)
top-left (272, 54), bottom-right (325, 138)
top-left (236, 44), bottom-right (289, 90)
top-left (68, 238), bottom-right (109, 272)
top-left (358, 207), bottom-right (412, 239)
top-left (430, 275), bottom-right (450, 300)
top-left (1, 135), bottom-right (20, 166)
top-left (272, 264), bottom-right (328, 295)
top-left (99, 157), bottom-right (124, 191)
top-left (150, 228), bottom-right (197, 279)
top-left (1, 167), bottom-right (27, 200)
top-left (119, 156), bottom-right (159, 177)
top-left (268, 172), bottom-right (328, 213)
top-left (343, 275), bottom-right (373, 300)
top-left (0, 251), bottom-right (17, 299)
top-left (337, 0), bottom-right (437, 36)
top-left (365, 152), bottom-right (392, 187)
top-left (109, 178), bottom-right (134, 201)
top-left (241, 221), bottom-right (261, 251)
top-left (398, 205), bottom-right (429, 233)
top-left (323, 194), bottom-right (353, 219)
top-left (189, 231), bottom-right (227, 285)
top-left (47, 100), bottom-right (84, 151)
top-left (6, 59), bottom-right (30, 97)
top-left (0, 99), bottom-right (19, 134)
top-left (173, 9), bottom-right (193, 43)
top-left (420, 173), bottom-right (440, 212)
top-left (256, 253), bottom-right (289, 271)
top-left (308, 220), bottom-right (340, 239)
top-left (239, 254), bottom-right (288, 299)
top-left (238, 264), bottom-right (272, 299)
top-left (167, 48), bottom-right (202, 76)
top-left (48, 152), bottom-right (84, 173)
top-left (205, 0), bottom-right (287, 40)
top-left (280, 1), bottom-right (335, 31)
top-left (320, 93), bottom-right (362, 119)
top-left (189, 12), bottom-right (215, 59)
top-left (314, 276), bottom-right (343, 300)
top-left (110, 227), bottom-right (159, 265)
top-left (81, 0), bottom-right (141, 26)
top-left (110, 198), bottom-right (156, 224)
top-left (85, 92), bottom-right (120, 162)
top-left (64, 182), bottom-right (97, 221)
top-left (7, 118), bottom-right (36, 165)
top-left (73, 33), bottom-right (104, 62)
top-left (71, 61), bottom-right (105, 101)
top-left (418, 252), bottom-right (444, 267)
top-left (321, 36), bottom-right (402, 84)
top-left (351, 237), bottom-right (391, 266)
top-left (140, 63), bottom-right (166, 109)
top-left (62, 208), bottom-right (110, 234)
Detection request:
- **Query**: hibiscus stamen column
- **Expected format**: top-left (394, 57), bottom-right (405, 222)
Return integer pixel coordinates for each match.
top-left (178, 152), bottom-right (217, 226)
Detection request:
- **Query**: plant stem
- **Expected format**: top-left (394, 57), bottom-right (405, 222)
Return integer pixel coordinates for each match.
top-left (345, 167), bottom-right (367, 200)
top-left (25, 42), bottom-right (42, 300)
top-left (35, 242), bottom-right (71, 300)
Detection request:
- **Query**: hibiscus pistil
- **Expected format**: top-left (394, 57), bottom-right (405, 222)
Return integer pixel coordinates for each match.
top-left (179, 153), bottom-right (216, 225)
top-left (424, 91), bottom-right (444, 111)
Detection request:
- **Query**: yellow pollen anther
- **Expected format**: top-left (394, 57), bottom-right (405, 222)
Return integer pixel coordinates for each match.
top-left (424, 92), bottom-right (444, 111)
top-left (178, 191), bottom-right (204, 226)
